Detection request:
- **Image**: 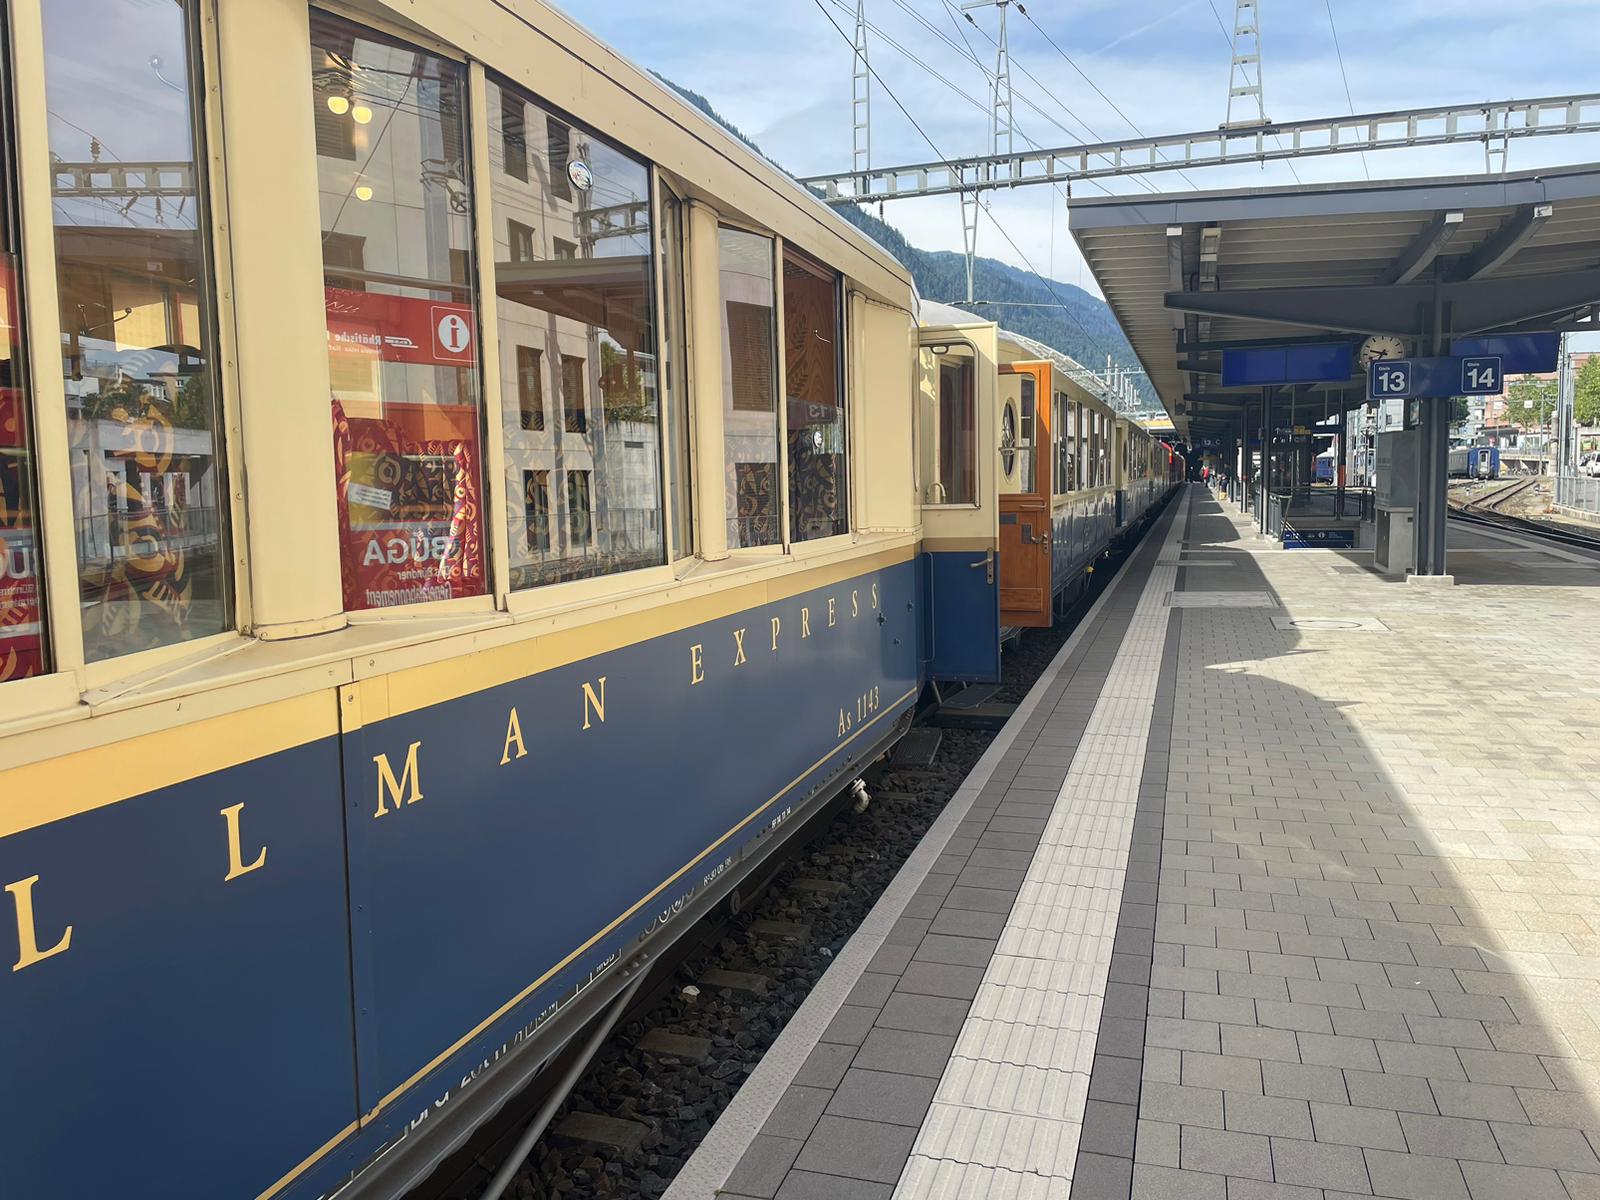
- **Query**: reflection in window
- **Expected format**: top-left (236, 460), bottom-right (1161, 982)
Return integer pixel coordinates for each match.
top-left (934, 354), bottom-right (975, 504)
top-left (566, 469), bottom-right (591, 547)
top-left (719, 228), bottom-right (778, 548)
top-left (561, 355), bottom-right (586, 434)
top-left (1053, 391), bottom-right (1073, 494)
top-left (0, 37), bottom-right (45, 679)
top-left (312, 13), bottom-right (484, 611)
top-left (1017, 376), bottom-right (1037, 493)
top-left (45, 0), bottom-right (230, 661)
top-left (516, 346), bottom-right (544, 431)
top-left (783, 250), bottom-right (846, 541)
top-left (501, 91), bottom-right (528, 183)
top-left (486, 75), bottom-right (665, 589)
top-left (523, 469), bottom-right (550, 552)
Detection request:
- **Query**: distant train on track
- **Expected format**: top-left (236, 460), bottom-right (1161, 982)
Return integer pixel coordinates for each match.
top-left (1449, 446), bottom-right (1501, 479)
top-left (0, 5), bottom-right (1179, 1200)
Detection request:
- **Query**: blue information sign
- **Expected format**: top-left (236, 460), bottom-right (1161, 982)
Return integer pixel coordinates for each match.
top-left (1459, 356), bottom-right (1502, 396)
top-left (1368, 359), bottom-right (1413, 399)
top-left (1368, 355), bottom-right (1505, 401)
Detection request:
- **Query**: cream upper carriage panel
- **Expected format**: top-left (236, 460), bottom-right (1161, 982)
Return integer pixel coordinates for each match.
top-left (0, 0), bottom-right (921, 759)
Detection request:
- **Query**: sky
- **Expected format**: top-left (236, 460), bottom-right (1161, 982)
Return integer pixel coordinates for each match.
top-left (562, 0), bottom-right (1600, 349)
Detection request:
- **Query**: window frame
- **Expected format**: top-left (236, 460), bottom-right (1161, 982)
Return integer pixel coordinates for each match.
top-left (920, 339), bottom-right (980, 510)
top-left (313, 13), bottom-right (495, 625)
top-left (482, 75), bottom-right (681, 618)
top-left (780, 243), bottom-right (851, 546)
top-left (0, 0), bottom-right (254, 710)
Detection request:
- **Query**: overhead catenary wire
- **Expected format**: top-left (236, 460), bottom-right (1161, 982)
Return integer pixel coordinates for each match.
top-left (1321, 0), bottom-right (1372, 180)
top-left (1014, 3), bottom-right (1203, 191)
top-left (942, 0), bottom-right (1165, 194)
top-left (809, 0), bottom-right (1142, 397)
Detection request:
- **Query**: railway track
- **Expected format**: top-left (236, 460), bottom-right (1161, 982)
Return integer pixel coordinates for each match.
top-left (1449, 477), bottom-right (1600, 554)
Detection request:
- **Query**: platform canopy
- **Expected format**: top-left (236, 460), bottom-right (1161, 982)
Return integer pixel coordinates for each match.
top-left (1070, 163), bottom-right (1600, 443)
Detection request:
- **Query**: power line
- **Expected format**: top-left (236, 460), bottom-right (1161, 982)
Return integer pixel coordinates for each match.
top-left (948, 0), bottom-right (1163, 194)
top-left (1015, 3), bottom-right (1202, 190)
top-left (809, 0), bottom-right (1140, 393)
top-left (1321, 0), bottom-right (1371, 180)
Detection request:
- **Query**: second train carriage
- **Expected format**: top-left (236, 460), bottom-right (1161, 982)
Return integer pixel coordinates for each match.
top-left (0, 3), bottom-right (1178, 1199)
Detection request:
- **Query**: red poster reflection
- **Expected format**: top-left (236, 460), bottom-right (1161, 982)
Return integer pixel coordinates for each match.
top-left (326, 288), bottom-right (484, 611)
top-left (0, 255), bottom-right (44, 679)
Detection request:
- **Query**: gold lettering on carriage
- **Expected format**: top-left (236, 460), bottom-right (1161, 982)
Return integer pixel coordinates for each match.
top-left (374, 741), bottom-right (424, 818)
top-left (733, 628), bottom-right (748, 667)
top-left (221, 803), bottom-right (267, 881)
top-left (582, 678), bottom-right (607, 730)
top-left (690, 643), bottom-right (704, 685)
top-left (5, 874), bottom-right (72, 972)
top-left (501, 708), bottom-right (528, 765)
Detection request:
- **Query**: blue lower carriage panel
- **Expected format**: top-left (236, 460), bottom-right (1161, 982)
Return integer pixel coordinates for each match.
top-left (921, 550), bottom-right (1001, 683)
top-left (1, 560), bottom-right (918, 1200)
top-left (0, 736), bottom-right (360, 1200)
top-left (316, 560), bottom-right (920, 1198)
top-left (1283, 525), bottom-right (1356, 549)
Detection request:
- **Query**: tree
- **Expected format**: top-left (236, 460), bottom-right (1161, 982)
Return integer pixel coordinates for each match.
top-left (1505, 375), bottom-right (1558, 429)
top-left (1575, 355), bottom-right (1600, 428)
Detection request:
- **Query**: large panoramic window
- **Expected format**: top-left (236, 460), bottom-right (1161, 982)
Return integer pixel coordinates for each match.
top-left (44, 0), bottom-right (231, 661)
top-left (782, 249), bottom-right (847, 541)
top-left (487, 75), bottom-right (665, 589)
top-left (719, 228), bottom-right (779, 548)
top-left (0, 31), bottom-right (44, 680)
top-left (311, 13), bottom-right (485, 611)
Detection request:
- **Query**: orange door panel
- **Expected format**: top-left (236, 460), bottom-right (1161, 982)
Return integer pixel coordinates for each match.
top-left (998, 361), bottom-right (1053, 627)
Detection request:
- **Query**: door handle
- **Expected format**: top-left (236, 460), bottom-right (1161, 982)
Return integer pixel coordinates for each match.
top-left (969, 548), bottom-right (995, 584)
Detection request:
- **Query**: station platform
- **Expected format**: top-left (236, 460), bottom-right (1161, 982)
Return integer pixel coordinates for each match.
top-left (665, 484), bottom-right (1600, 1200)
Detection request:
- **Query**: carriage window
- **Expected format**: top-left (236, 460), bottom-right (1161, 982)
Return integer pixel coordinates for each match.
top-left (932, 352), bottom-right (976, 505)
top-left (1016, 376), bottom-right (1036, 493)
top-left (46, 0), bottom-right (231, 660)
top-left (312, 14), bottom-right (484, 612)
top-left (719, 228), bottom-right (779, 548)
top-left (486, 75), bottom-right (665, 589)
top-left (0, 33), bottom-right (44, 679)
top-left (783, 249), bottom-right (846, 541)
top-left (1053, 391), bottom-right (1072, 494)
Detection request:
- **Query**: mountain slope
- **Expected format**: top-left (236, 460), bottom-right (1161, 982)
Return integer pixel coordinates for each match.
top-left (657, 77), bottom-right (1146, 402)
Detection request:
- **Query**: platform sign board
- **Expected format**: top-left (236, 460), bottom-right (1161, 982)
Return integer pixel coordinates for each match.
top-left (1368, 355), bottom-right (1503, 401)
top-left (1368, 359), bottom-right (1414, 400)
top-left (1459, 356), bottom-right (1502, 396)
top-left (1222, 343), bottom-right (1353, 387)
top-left (1283, 525), bottom-right (1357, 549)
top-left (1452, 333), bottom-right (1559, 375)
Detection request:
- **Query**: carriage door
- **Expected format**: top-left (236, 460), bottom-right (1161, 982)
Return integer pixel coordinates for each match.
top-left (919, 333), bottom-right (1001, 683)
top-left (998, 361), bottom-right (1053, 627)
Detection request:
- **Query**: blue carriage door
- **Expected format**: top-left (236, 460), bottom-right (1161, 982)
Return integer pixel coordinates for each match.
top-left (918, 333), bottom-right (1001, 683)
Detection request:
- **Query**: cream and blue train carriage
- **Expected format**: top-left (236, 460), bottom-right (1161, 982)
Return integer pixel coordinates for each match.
top-left (0, 2), bottom-right (931, 1198)
top-left (914, 304), bottom-right (1175, 667)
top-left (0, 3), bottom-right (1174, 1198)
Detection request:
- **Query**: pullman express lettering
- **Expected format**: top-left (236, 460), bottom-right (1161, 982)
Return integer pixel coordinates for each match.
top-left (1, 581), bottom-right (894, 989)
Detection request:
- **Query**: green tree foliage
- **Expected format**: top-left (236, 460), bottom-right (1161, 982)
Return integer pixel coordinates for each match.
top-left (659, 78), bottom-right (1150, 406)
top-left (1505, 375), bottom-right (1558, 428)
top-left (1575, 355), bottom-right (1600, 427)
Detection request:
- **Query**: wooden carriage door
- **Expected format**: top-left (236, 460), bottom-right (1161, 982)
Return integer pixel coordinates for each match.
top-left (998, 361), bottom-right (1053, 627)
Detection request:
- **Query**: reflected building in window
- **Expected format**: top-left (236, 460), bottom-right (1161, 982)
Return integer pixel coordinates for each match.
top-left (43, 0), bottom-right (231, 660)
top-left (487, 77), bottom-right (664, 590)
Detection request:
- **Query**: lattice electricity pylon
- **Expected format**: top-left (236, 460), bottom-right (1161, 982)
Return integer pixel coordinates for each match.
top-left (851, 0), bottom-right (870, 176)
top-left (1223, 0), bottom-right (1269, 129)
top-left (958, 0), bottom-right (1014, 301)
